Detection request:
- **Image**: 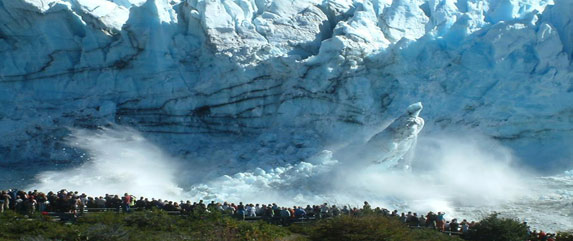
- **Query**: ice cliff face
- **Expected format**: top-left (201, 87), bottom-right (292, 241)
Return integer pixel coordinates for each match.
top-left (0, 0), bottom-right (571, 171)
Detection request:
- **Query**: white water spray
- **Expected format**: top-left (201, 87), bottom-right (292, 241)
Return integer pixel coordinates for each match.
top-left (27, 126), bottom-right (572, 232)
top-left (29, 126), bottom-right (182, 199)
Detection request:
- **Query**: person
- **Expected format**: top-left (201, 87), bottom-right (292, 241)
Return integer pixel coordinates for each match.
top-left (294, 206), bottom-right (306, 218)
top-left (1, 191), bottom-right (11, 213)
top-left (79, 194), bottom-right (88, 212)
top-left (400, 213), bottom-right (407, 223)
top-left (523, 222), bottom-right (531, 236)
top-left (256, 204), bottom-right (265, 216)
top-left (23, 195), bottom-right (37, 214)
top-left (547, 233), bottom-right (556, 241)
top-left (418, 215), bottom-right (426, 227)
top-left (450, 219), bottom-right (459, 232)
top-left (130, 195), bottom-right (136, 208)
top-left (37, 192), bottom-right (48, 212)
top-left (164, 201), bottom-right (174, 211)
top-left (444, 221), bottom-right (451, 232)
top-left (69, 195), bottom-right (79, 214)
top-left (247, 204), bottom-right (256, 217)
top-left (272, 203), bottom-right (280, 217)
top-left (382, 208), bottom-right (390, 216)
top-left (221, 202), bottom-right (229, 213)
top-left (156, 199), bottom-right (165, 209)
top-left (320, 203), bottom-right (329, 218)
top-left (181, 201), bottom-right (192, 214)
top-left (331, 205), bottom-right (340, 217)
top-left (461, 219), bottom-right (470, 233)
top-left (75, 196), bottom-right (85, 214)
top-left (135, 197), bottom-right (146, 211)
top-left (341, 205), bottom-right (350, 215)
top-left (255, 204), bottom-right (263, 216)
top-left (86, 197), bottom-right (96, 209)
top-left (301, 205), bottom-right (310, 217)
top-left (121, 193), bottom-right (131, 212)
top-left (96, 196), bottom-right (106, 209)
top-left (236, 202), bottom-right (245, 219)
top-left (407, 213), bottom-right (419, 227)
top-left (14, 195), bottom-right (24, 213)
top-left (426, 212), bottom-right (435, 228)
top-left (110, 195), bottom-right (121, 211)
top-left (237, 202), bottom-right (245, 212)
top-left (198, 200), bottom-right (206, 210)
top-left (362, 201), bottom-right (372, 214)
top-left (9, 189), bottom-right (18, 209)
top-left (226, 202), bottom-right (236, 215)
top-left (538, 230), bottom-right (547, 240)
top-left (173, 202), bottom-right (182, 212)
top-left (264, 204), bottom-right (273, 218)
top-left (351, 207), bottom-right (359, 216)
top-left (288, 207), bottom-right (295, 218)
top-left (280, 207), bottom-right (291, 224)
top-left (436, 212), bottom-right (446, 231)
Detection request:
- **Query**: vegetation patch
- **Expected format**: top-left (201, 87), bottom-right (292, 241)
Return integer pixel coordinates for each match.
top-left (1, 211), bottom-right (571, 241)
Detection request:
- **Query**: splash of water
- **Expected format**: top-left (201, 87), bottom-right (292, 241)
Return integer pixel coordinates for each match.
top-left (29, 126), bottom-right (182, 199)
top-left (187, 133), bottom-right (529, 210)
top-left (27, 125), bottom-right (572, 232)
top-left (28, 126), bottom-right (528, 209)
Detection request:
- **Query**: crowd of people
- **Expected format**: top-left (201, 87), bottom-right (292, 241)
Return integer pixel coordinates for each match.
top-left (0, 189), bottom-right (559, 240)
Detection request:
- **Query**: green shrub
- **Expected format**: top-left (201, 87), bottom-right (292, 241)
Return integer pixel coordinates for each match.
top-left (19, 236), bottom-right (55, 241)
top-left (463, 213), bottom-right (529, 241)
top-left (0, 211), bottom-right (80, 240)
top-left (124, 209), bottom-right (181, 231)
top-left (0, 210), bottom-right (294, 241)
top-left (81, 224), bottom-right (129, 241)
top-left (557, 232), bottom-right (573, 241)
top-left (237, 220), bottom-right (290, 240)
top-left (9, 211), bottom-right (566, 241)
top-left (296, 215), bottom-right (460, 241)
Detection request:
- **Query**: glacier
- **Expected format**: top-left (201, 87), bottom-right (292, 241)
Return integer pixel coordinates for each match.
top-left (0, 0), bottom-right (571, 172)
top-left (0, 0), bottom-right (573, 232)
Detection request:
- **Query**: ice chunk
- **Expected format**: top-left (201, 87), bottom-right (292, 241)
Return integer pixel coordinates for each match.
top-left (333, 102), bottom-right (425, 171)
top-left (365, 102), bottom-right (425, 170)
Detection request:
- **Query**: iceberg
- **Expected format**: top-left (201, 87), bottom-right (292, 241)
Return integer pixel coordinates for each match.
top-left (334, 102), bottom-right (425, 171)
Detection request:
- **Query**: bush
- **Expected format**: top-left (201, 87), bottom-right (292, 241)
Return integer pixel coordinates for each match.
top-left (0, 211), bottom-right (80, 240)
top-left (81, 224), bottom-right (129, 241)
top-left (293, 215), bottom-right (460, 241)
top-left (557, 232), bottom-right (573, 241)
top-left (5, 211), bottom-right (567, 241)
top-left (124, 209), bottom-right (181, 231)
top-left (0, 210), bottom-right (291, 241)
top-left (463, 213), bottom-right (529, 241)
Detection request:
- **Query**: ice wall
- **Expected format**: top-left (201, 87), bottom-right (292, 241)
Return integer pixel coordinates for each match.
top-left (0, 0), bottom-right (571, 172)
